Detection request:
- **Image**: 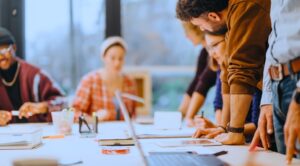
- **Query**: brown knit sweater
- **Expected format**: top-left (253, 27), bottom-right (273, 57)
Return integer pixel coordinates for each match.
top-left (221, 0), bottom-right (271, 94)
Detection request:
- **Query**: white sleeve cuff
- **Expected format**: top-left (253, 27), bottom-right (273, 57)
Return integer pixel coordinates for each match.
top-left (260, 90), bottom-right (273, 107)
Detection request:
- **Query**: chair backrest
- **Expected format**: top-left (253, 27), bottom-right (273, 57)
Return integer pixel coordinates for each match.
top-left (124, 69), bottom-right (152, 116)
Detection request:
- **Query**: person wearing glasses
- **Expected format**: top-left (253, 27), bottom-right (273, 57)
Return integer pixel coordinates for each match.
top-left (178, 22), bottom-right (217, 127)
top-left (193, 33), bottom-right (262, 143)
top-left (0, 27), bottom-right (64, 126)
top-left (72, 36), bottom-right (137, 121)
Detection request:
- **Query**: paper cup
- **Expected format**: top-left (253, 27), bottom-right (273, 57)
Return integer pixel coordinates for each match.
top-left (51, 111), bottom-right (74, 135)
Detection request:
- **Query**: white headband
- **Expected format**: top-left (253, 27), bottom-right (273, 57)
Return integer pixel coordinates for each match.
top-left (100, 36), bottom-right (127, 57)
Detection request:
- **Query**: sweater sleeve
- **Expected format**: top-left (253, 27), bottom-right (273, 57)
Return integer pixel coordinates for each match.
top-left (195, 66), bottom-right (217, 97)
top-left (186, 48), bottom-right (208, 96)
top-left (225, 1), bottom-right (271, 94)
top-left (36, 70), bottom-right (65, 122)
top-left (72, 75), bottom-right (93, 115)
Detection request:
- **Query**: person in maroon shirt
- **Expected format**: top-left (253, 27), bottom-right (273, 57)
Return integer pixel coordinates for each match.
top-left (178, 22), bottom-right (217, 126)
top-left (0, 27), bottom-right (64, 126)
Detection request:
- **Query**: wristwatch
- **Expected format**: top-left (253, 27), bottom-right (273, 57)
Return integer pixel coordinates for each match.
top-left (294, 88), bottom-right (300, 104)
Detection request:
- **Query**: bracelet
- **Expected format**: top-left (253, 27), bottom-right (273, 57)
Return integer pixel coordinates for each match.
top-left (227, 125), bottom-right (244, 133)
top-left (218, 125), bottom-right (227, 133)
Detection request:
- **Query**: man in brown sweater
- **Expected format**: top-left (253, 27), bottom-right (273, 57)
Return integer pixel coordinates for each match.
top-left (176, 0), bottom-right (271, 145)
top-left (0, 27), bottom-right (65, 126)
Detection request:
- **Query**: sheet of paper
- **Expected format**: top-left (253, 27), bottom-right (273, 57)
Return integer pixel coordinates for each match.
top-left (0, 125), bottom-right (42, 134)
top-left (143, 143), bottom-right (221, 156)
top-left (135, 125), bottom-right (196, 138)
top-left (0, 125), bottom-right (43, 149)
top-left (156, 138), bottom-right (222, 147)
top-left (97, 131), bottom-right (131, 140)
top-left (154, 112), bottom-right (182, 129)
top-left (0, 138), bottom-right (29, 146)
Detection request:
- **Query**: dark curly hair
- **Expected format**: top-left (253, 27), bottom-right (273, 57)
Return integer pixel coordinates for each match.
top-left (176, 0), bottom-right (228, 21)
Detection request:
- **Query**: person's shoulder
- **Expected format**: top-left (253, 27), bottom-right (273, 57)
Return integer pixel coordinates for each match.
top-left (81, 69), bottom-right (102, 83)
top-left (19, 59), bottom-right (40, 74)
top-left (198, 48), bottom-right (208, 62)
top-left (229, 0), bottom-right (269, 12)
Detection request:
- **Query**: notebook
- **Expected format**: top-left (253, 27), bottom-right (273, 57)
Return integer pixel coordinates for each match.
top-left (0, 127), bottom-right (42, 150)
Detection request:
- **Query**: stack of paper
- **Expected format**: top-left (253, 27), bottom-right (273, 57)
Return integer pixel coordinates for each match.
top-left (0, 126), bottom-right (42, 150)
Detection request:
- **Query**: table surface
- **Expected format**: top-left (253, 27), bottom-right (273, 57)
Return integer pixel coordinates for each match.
top-left (1, 122), bottom-right (300, 166)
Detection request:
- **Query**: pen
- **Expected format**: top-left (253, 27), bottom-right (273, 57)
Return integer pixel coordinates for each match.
top-left (213, 150), bottom-right (228, 156)
top-left (11, 110), bottom-right (33, 118)
top-left (201, 110), bottom-right (204, 118)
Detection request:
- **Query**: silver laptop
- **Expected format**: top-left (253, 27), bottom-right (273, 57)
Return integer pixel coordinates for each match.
top-left (115, 91), bottom-right (228, 166)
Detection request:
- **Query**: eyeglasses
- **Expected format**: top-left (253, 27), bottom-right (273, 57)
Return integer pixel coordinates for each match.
top-left (206, 39), bottom-right (225, 52)
top-left (0, 45), bottom-right (13, 56)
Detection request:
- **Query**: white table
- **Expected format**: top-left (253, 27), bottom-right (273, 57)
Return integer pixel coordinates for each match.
top-left (0, 122), bottom-right (300, 166)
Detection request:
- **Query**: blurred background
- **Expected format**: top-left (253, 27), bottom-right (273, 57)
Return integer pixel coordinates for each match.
top-left (0, 0), bottom-right (216, 119)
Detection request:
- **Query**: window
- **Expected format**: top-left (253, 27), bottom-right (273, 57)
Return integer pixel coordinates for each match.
top-left (122, 0), bottom-right (197, 66)
top-left (25, 0), bottom-right (105, 93)
top-left (25, 0), bottom-right (216, 119)
top-left (122, 0), bottom-right (215, 119)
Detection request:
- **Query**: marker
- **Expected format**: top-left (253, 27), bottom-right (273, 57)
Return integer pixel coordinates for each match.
top-left (11, 110), bottom-right (19, 116)
top-left (201, 110), bottom-right (204, 118)
top-left (11, 110), bottom-right (33, 117)
top-left (43, 135), bottom-right (65, 139)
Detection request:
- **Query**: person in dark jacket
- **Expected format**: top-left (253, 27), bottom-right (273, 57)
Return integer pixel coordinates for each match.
top-left (178, 22), bottom-right (217, 127)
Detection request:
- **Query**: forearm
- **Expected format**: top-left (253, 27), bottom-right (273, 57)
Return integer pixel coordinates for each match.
top-left (215, 109), bottom-right (222, 125)
top-left (179, 94), bottom-right (191, 118)
top-left (220, 94), bottom-right (230, 127)
top-left (230, 94), bottom-right (253, 128)
top-left (38, 102), bottom-right (49, 114)
top-left (185, 92), bottom-right (205, 119)
top-left (244, 123), bottom-right (256, 135)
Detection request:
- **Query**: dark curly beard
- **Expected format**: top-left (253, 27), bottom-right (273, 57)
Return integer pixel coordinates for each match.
top-left (205, 25), bottom-right (228, 35)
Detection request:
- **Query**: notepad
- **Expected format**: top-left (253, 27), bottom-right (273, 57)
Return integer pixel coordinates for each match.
top-left (0, 140), bottom-right (29, 146)
top-left (98, 139), bottom-right (134, 146)
top-left (0, 127), bottom-right (42, 150)
top-left (97, 130), bottom-right (134, 146)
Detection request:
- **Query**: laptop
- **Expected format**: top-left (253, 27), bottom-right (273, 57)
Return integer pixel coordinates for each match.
top-left (115, 91), bottom-right (228, 166)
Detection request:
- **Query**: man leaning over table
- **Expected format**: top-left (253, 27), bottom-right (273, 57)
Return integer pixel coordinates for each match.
top-left (0, 27), bottom-right (64, 126)
top-left (249, 0), bottom-right (300, 164)
top-left (176, 0), bottom-right (271, 145)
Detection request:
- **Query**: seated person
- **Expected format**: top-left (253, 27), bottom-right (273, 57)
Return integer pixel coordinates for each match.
top-left (193, 33), bottom-right (261, 142)
top-left (0, 27), bottom-right (65, 126)
top-left (178, 22), bottom-right (217, 127)
top-left (72, 36), bottom-right (137, 121)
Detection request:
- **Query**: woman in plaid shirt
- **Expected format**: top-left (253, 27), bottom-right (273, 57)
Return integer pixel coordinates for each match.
top-left (72, 37), bottom-right (137, 121)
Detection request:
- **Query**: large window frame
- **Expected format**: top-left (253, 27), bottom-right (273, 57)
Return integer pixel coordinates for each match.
top-left (0, 0), bottom-right (25, 58)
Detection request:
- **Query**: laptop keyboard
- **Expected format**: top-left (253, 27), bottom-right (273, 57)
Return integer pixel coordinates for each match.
top-left (147, 152), bottom-right (226, 166)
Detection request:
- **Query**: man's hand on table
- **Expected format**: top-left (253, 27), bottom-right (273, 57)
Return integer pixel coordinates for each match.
top-left (19, 102), bottom-right (48, 119)
top-left (0, 111), bottom-right (12, 126)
